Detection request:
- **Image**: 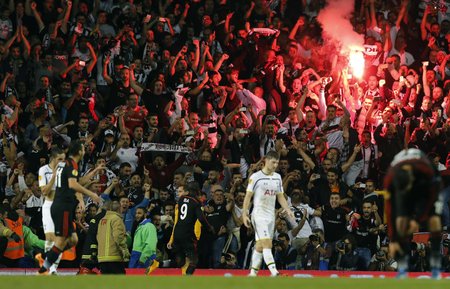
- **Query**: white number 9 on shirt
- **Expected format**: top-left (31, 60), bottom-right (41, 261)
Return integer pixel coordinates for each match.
top-left (180, 203), bottom-right (188, 220)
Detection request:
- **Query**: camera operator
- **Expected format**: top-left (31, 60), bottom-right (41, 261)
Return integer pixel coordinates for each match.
top-left (368, 245), bottom-right (397, 271)
top-left (410, 243), bottom-right (430, 272)
top-left (219, 252), bottom-right (238, 269)
top-left (273, 233), bottom-right (297, 270)
top-left (443, 236), bottom-right (450, 272)
top-left (329, 235), bottom-right (359, 271)
top-left (302, 233), bottom-right (327, 270)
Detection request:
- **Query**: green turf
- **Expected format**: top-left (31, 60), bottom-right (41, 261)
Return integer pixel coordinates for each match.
top-left (1, 276), bottom-right (449, 289)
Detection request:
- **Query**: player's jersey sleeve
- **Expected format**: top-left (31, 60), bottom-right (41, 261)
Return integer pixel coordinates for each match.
top-left (66, 163), bottom-right (79, 180)
top-left (246, 173), bottom-right (256, 193)
top-left (276, 174), bottom-right (284, 195)
top-left (38, 166), bottom-right (47, 187)
top-left (194, 201), bottom-right (212, 232)
top-left (169, 204), bottom-right (179, 244)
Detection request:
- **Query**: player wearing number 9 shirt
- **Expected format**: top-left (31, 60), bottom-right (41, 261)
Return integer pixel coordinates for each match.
top-left (167, 181), bottom-right (214, 275)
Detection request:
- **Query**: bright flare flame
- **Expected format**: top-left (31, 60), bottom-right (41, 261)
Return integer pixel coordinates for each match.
top-left (349, 50), bottom-right (365, 79)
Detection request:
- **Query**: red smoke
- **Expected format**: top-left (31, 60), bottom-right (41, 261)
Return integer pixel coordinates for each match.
top-left (317, 0), bottom-right (364, 52)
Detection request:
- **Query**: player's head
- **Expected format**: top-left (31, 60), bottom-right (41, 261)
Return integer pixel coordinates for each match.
top-left (391, 148), bottom-right (428, 167)
top-left (184, 181), bottom-right (201, 196)
top-left (263, 151), bottom-right (280, 173)
top-left (49, 147), bottom-right (65, 165)
top-left (177, 184), bottom-right (187, 197)
top-left (67, 140), bottom-right (85, 159)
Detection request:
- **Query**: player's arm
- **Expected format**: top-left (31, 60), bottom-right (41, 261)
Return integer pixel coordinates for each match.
top-left (75, 192), bottom-right (86, 213)
top-left (69, 177), bottom-right (101, 203)
top-left (79, 165), bottom-right (106, 185)
top-left (38, 167), bottom-right (55, 196)
top-left (41, 173), bottom-right (56, 197)
top-left (242, 190), bottom-right (254, 228)
top-left (276, 192), bottom-right (294, 220)
top-left (168, 204), bottom-right (179, 247)
top-left (195, 202), bottom-right (213, 233)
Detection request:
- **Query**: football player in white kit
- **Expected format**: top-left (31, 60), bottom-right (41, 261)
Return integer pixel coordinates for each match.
top-left (243, 151), bottom-right (295, 276)
top-left (36, 148), bottom-right (66, 274)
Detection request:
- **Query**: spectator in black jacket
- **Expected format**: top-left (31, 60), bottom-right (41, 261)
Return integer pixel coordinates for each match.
top-left (274, 232), bottom-right (297, 270)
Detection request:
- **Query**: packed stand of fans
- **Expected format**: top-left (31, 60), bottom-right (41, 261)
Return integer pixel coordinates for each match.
top-left (0, 0), bottom-right (449, 273)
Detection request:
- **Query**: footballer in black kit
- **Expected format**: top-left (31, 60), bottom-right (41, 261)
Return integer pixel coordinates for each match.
top-left (384, 148), bottom-right (444, 279)
top-left (168, 182), bottom-right (214, 275)
top-left (39, 140), bottom-right (101, 275)
top-left (51, 158), bottom-right (80, 237)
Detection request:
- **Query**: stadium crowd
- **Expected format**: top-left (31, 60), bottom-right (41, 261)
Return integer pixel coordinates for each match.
top-left (0, 0), bottom-right (449, 274)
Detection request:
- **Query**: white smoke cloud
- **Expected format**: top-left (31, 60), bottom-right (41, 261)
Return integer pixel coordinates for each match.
top-left (317, 0), bottom-right (365, 53)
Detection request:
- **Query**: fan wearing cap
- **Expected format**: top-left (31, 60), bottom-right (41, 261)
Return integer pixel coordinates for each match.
top-left (96, 129), bottom-right (116, 160)
top-left (183, 136), bottom-right (196, 150)
top-left (104, 129), bottom-right (115, 138)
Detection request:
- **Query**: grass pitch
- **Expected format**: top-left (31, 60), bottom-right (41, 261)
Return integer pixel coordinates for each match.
top-left (1, 276), bottom-right (449, 289)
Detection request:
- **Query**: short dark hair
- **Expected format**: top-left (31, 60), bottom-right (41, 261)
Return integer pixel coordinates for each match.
top-left (50, 147), bottom-right (64, 160)
top-left (136, 206), bottom-right (148, 214)
top-left (130, 172), bottom-right (141, 179)
top-left (184, 181), bottom-right (200, 195)
top-left (328, 147), bottom-right (340, 156)
top-left (278, 232), bottom-right (290, 241)
top-left (174, 170), bottom-right (184, 177)
top-left (327, 168), bottom-right (339, 176)
top-left (330, 192), bottom-right (341, 199)
top-left (119, 162), bottom-right (132, 169)
top-left (265, 151), bottom-right (280, 160)
top-left (327, 104), bottom-right (337, 110)
top-left (362, 200), bottom-right (373, 207)
top-left (87, 203), bottom-right (99, 211)
top-left (164, 202), bottom-right (176, 209)
top-left (67, 140), bottom-right (84, 157)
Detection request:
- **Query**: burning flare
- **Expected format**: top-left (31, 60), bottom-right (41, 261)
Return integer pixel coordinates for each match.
top-left (349, 50), bottom-right (365, 79)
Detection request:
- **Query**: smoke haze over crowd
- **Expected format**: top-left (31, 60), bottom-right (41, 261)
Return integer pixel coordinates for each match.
top-left (317, 0), bottom-right (365, 52)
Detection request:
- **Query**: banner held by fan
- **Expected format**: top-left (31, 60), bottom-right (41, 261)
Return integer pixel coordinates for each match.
top-left (140, 143), bottom-right (191, 154)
